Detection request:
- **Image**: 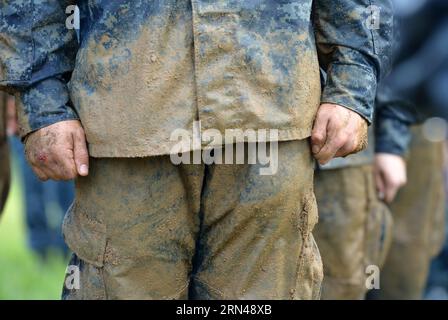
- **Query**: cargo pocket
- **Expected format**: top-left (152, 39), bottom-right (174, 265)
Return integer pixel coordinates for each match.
top-left (309, 235), bottom-right (324, 299)
top-left (62, 253), bottom-right (107, 300)
top-left (62, 200), bottom-right (107, 268)
top-left (429, 171), bottom-right (446, 257)
top-left (365, 199), bottom-right (393, 270)
top-left (294, 234), bottom-right (324, 300)
top-left (294, 192), bottom-right (323, 300)
top-left (304, 191), bottom-right (319, 233)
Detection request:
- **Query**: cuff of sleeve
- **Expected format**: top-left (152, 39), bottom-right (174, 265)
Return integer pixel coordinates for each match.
top-left (15, 78), bottom-right (79, 139)
top-left (321, 63), bottom-right (377, 124)
top-left (374, 118), bottom-right (411, 156)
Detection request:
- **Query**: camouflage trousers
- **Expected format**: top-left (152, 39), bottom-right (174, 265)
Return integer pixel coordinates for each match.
top-left (62, 140), bottom-right (323, 300)
top-left (314, 165), bottom-right (393, 300)
top-left (370, 126), bottom-right (446, 300)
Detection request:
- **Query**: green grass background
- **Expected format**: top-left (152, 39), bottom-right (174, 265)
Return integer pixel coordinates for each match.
top-left (0, 163), bottom-right (68, 300)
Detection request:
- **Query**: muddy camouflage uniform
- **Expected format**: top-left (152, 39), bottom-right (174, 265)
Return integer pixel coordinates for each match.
top-left (314, 30), bottom-right (414, 298)
top-left (372, 126), bottom-right (446, 300)
top-left (317, 0), bottom-right (448, 300)
top-left (0, 91), bottom-right (10, 215)
top-left (314, 110), bottom-right (412, 299)
top-left (313, 144), bottom-right (388, 300)
top-left (1, 0), bottom-right (392, 299)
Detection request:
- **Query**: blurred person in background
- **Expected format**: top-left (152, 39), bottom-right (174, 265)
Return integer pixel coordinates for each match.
top-left (314, 103), bottom-right (413, 299)
top-left (6, 95), bottom-right (73, 259)
top-left (425, 146), bottom-right (448, 299)
top-left (368, 0), bottom-right (448, 300)
top-left (314, 127), bottom-right (394, 300)
top-left (0, 91), bottom-right (11, 216)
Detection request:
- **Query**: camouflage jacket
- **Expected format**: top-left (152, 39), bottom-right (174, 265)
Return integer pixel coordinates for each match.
top-left (322, 0), bottom-right (447, 170)
top-left (320, 87), bottom-right (417, 170)
top-left (375, 0), bottom-right (448, 154)
top-left (1, 0), bottom-right (393, 157)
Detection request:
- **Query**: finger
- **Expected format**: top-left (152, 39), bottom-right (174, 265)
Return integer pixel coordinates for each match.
top-left (384, 184), bottom-right (399, 204)
top-left (334, 137), bottom-right (355, 158)
top-left (38, 146), bottom-right (76, 180)
top-left (315, 136), bottom-right (341, 165)
top-left (354, 134), bottom-right (368, 154)
top-left (311, 112), bottom-right (329, 155)
top-left (50, 157), bottom-right (77, 181)
top-left (382, 170), bottom-right (399, 204)
top-left (314, 124), bottom-right (344, 164)
top-left (31, 166), bottom-right (49, 182)
top-left (72, 129), bottom-right (89, 176)
top-left (384, 176), bottom-right (406, 203)
top-left (315, 142), bottom-right (339, 165)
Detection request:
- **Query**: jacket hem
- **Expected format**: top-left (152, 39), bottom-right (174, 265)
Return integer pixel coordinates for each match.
top-left (87, 127), bottom-right (313, 158)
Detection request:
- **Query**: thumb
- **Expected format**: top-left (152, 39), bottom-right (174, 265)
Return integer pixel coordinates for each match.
top-left (72, 128), bottom-right (89, 176)
top-left (311, 112), bottom-right (329, 155)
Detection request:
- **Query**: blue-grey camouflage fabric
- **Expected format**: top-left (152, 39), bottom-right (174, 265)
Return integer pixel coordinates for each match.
top-left (1, 0), bottom-right (393, 157)
top-left (374, 0), bottom-right (448, 156)
top-left (374, 86), bottom-right (416, 156)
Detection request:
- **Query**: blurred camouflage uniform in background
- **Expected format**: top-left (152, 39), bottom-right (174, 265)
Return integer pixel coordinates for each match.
top-left (0, 91), bottom-right (10, 215)
top-left (314, 15), bottom-right (416, 295)
top-left (1, 0), bottom-right (393, 299)
top-left (368, 0), bottom-right (448, 300)
top-left (374, 126), bottom-right (445, 299)
top-left (314, 125), bottom-right (408, 300)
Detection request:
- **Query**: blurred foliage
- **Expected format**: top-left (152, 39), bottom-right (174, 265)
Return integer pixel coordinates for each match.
top-left (0, 162), bottom-right (68, 300)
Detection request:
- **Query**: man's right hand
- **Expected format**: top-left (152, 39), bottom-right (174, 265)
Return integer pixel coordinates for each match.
top-left (25, 120), bottom-right (89, 181)
top-left (374, 153), bottom-right (407, 204)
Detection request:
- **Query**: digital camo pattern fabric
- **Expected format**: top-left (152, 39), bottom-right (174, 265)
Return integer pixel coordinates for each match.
top-left (61, 140), bottom-right (323, 299)
top-left (1, 0), bottom-right (392, 157)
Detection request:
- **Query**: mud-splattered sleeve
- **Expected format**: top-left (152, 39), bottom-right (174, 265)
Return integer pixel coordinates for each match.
top-left (374, 84), bottom-right (417, 156)
top-left (0, 0), bottom-right (78, 138)
top-left (313, 0), bottom-right (393, 123)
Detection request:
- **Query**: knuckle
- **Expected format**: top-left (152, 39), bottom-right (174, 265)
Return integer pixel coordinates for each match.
top-left (75, 126), bottom-right (86, 137)
top-left (312, 132), bottom-right (324, 143)
top-left (338, 143), bottom-right (352, 156)
top-left (318, 146), bottom-right (329, 156)
top-left (27, 156), bottom-right (37, 166)
top-left (390, 181), bottom-right (399, 189)
top-left (35, 172), bottom-right (48, 181)
top-left (60, 174), bottom-right (74, 181)
top-left (78, 150), bottom-right (89, 159)
top-left (334, 136), bottom-right (346, 149)
top-left (60, 166), bottom-right (77, 180)
top-left (55, 172), bottom-right (71, 181)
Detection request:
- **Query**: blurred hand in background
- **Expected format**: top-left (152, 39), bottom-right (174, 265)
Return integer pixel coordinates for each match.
top-left (374, 153), bottom-right (407, 203)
